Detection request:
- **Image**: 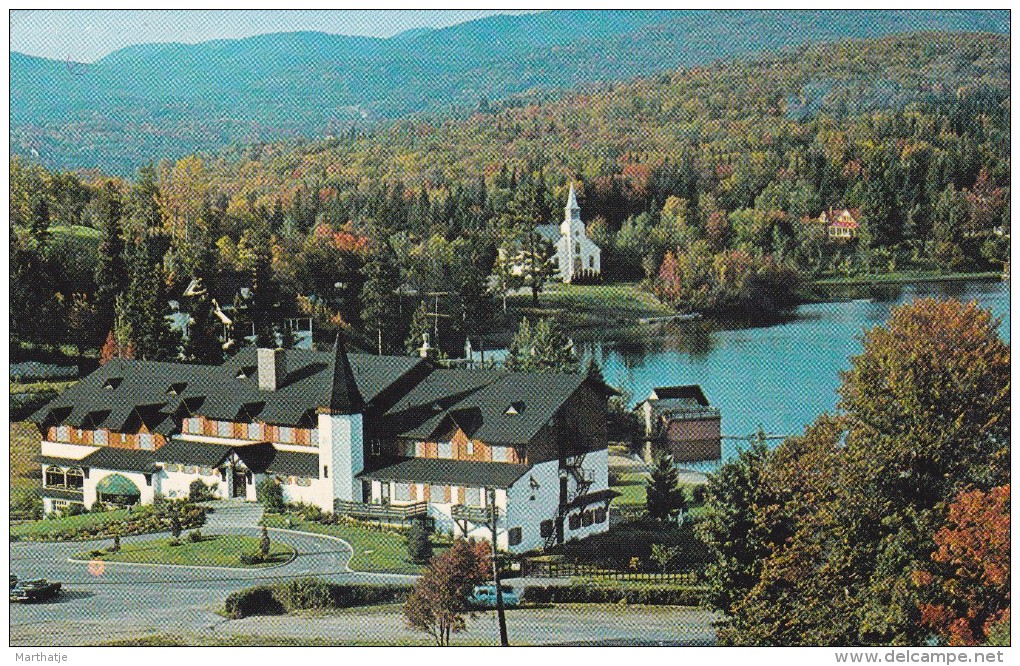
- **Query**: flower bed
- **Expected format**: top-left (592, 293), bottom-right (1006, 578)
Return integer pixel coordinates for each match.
top-left (11, 500), bottom-right (206, 542)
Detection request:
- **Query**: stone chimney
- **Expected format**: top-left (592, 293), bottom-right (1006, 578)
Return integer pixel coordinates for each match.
top-left (257, 348), bottom-right (286, 391)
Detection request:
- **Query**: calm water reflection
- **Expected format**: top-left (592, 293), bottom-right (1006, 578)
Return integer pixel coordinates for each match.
top-left (583, 279), bottom-right (1010, 470)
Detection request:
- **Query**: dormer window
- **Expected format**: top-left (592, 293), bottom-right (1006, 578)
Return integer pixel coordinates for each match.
top-left (103, 378), bottom-right (122, 390)
top-left (504, 401), bottom-right (525, 415)
top-left (167, 382), bottom-right (187, 396)
top-left (236, 366), bottom-right (256, 380)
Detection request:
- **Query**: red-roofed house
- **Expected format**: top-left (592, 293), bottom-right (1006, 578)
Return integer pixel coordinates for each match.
top-left (819, 208), bottom-right (860, 240)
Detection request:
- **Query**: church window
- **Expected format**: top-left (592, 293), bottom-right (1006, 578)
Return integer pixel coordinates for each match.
top-left (589, 256), bottom-right (594, 268)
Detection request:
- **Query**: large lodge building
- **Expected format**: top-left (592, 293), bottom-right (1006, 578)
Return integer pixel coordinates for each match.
top-left (29, 336), bottom-right (616, 553)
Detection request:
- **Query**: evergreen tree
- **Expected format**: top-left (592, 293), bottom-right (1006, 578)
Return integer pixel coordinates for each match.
top-left (29, 194), bottom-right (51, 253)
top-left (93, 183), bottom-right (128, 346)
top-left (645, 453), bottom-right (685, 521)
top-left (504, 317), bottom-right (578, 372)
top-left (122, 237), bottom-right (177, 360)
top-left (238, 220), bottom-right (279, 345)
top-left (406, 518), bottom-right (434, 564)
top-left (182, 293), bottom-right (223, 364)
top-left (405, 302), bottom-right (431, 355)
top-left (360, 230), bottom-right (403, 354)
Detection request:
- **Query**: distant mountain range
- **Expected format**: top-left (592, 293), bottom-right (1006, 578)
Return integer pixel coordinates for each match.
top-left (10, 9), bottom-right (1009, 175)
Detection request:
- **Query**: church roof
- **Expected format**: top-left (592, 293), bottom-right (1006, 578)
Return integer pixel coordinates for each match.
top-left (566, 183), bottom-right (579, 210)
top-left (535, 224), bottom-right (561, 243)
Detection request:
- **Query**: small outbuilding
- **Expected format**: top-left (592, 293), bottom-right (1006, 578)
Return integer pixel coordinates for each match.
top-left (637, 385), bottom-right (721, 463)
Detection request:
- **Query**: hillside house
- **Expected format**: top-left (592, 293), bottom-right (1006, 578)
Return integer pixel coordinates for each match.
top-left (637, 385), bottom-right (721, 463)
top-left (818, 208), bottom-right (860, 240)
top-left (30, 335), bottom-right (615, 553)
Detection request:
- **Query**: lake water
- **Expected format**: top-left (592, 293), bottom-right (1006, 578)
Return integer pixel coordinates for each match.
top-left (580, 279), bottom-right (1010, 471)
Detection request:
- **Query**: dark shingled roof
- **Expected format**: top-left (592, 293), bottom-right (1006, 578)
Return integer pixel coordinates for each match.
top-left (379, 369), bottom-right (586, 446)
top-left (650, 385), bottom-right (710, 406)
top-left (565, 488), bottom-right (620, 510)
top-left (324, 333), bottom-right (364, 415)
top-left (29, 347), bottom-right (427, 433)
top-left (265, 449), bottom-right (319, 478)
top-left (360, 457), bottom-right (529, 489)
top-left (154, 438), bottom-right (318, 477)
top-left (155, 439), bottom-right (234, 467)
top-left (79, 446), bottom-right (159, 473)
top-left (36, 454), bottom-right (90, 468)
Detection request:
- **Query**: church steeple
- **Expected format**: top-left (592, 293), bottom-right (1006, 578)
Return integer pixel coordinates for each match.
top-left (322, 332), bottom-right (364, 415)
top-left (565, 183), bottom-right (580, 221)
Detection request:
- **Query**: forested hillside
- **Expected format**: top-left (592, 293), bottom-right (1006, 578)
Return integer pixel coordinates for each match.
top-left (10, 10), bottom-right (1007, 174)
top-left (10, 32), bottom-right (1010, 364)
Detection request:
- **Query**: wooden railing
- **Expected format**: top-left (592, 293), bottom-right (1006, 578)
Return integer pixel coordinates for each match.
top-left (451, 503), bottom-right (497, 524)
top-left (334, 500), bottom-right (428, 523)
top-left (518, 559), bottom-right (700, 584)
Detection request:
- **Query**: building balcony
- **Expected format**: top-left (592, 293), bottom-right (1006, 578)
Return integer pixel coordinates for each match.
top-left (334, 499), bottom-right (428, 523)
top-left (451, 503), bottom-right (496, 524)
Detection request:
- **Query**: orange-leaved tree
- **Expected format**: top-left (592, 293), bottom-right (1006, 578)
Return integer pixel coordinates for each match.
top-left (916, 485), bottom-right (1010, 646)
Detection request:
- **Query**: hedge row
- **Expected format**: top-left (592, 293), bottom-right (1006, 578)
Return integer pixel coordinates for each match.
top-left (224, 578), bottom-right (409, 619)
top-left (522, 582), bottom-right (706, 606)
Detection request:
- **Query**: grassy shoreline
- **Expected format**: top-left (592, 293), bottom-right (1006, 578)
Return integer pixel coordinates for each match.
top-left (810, 270), bottom-right (1001, 287)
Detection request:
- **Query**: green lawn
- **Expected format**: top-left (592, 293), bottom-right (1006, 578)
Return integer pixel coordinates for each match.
top-left (812, 270), bottom-right (1001, 286)
top-left (505, 281), bottom-right (671, 337)
top-left (262, 513), bottom-right (442, 574)
top-left (49, 224), bottom-right (101, 240)
top-left (12, 509), bottom-right (135, 540)
top-left (611, 472), bottom-right (648, 509)
top-left (10, 380), bottom-right (77, 394)
top-left (76, 535), bottom-right (294, 568)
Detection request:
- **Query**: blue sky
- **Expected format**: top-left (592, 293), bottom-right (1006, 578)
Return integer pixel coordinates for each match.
top-left (10, 10), bottom-right (533, 63)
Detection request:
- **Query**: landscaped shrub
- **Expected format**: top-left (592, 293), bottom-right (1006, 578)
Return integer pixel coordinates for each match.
top-left (224, 585), bottom-right (285, 619)
top-left (13, 500), bottom-right (206, 543)
top-left (257, 478), bottom-right (285, 513)
top-left (187, 529), bottom-right (202, 543)
top-left (189, 479), bottom-right (215, 502)
top-left (239, 553), bottom-right (265, 566)
top-left (406, 518), bottom-right (433, 564)
top-left (224, 579), bottom-right (409, 618)
top-left (90, 501), bottom-right (108, 513)
top-left (552, 517), bottom-right (709, 571)
top-left (522, 582), bottom-right (706, 606)
top-left (259, 526), bottom-right (271, 558)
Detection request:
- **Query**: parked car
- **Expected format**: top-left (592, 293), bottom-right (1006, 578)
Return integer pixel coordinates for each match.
top-left (468, 583), bottom-right (520, 608)
top-left (10, 578), bottom-right (62, 603)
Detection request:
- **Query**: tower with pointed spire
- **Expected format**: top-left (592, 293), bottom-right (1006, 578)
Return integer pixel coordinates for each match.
top-left (552, 182), bottom-right (601, 283)
top-left (318, 332), bottom-right (366, 504)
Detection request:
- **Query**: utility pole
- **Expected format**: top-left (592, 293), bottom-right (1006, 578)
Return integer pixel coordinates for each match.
top-left (488, 487), bottom-right (509, 646)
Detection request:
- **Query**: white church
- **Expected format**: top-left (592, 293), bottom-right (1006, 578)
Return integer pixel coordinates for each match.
top-left (534, 184), bottom-right (602, 283)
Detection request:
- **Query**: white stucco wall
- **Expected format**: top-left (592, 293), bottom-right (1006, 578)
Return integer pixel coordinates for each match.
top-left (505, 459), bottom-right (561, 553)
top-left (157, 468), bottom-right (227, 500)
top-left (277, 476), bottom-right (332, 509)
top-left (40, 441), bottom-right (97, 460)
top-left (318, 412), bottom-right (363, 504)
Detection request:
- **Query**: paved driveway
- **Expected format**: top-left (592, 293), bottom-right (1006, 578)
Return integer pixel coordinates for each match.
top-left (10, 503), bottom-right (414, 646)
top-left (10, 502), bottom-right (716, 646)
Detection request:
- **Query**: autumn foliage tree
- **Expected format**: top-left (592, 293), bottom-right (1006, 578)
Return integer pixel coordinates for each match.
top-left (702, 298), bottom-right (1010, 645)
top-left (403, 539), bottom-right (487, 646)
top-left (915, 485), bottom-right (1010, 646)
